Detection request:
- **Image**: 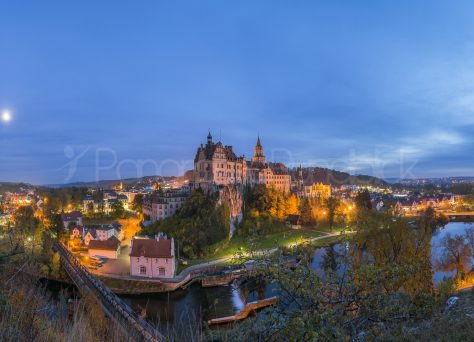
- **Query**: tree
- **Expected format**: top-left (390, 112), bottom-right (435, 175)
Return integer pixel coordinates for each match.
top-left (131, 194), bottom-right (144, 213)
top-left (419, 207), bottom-right (448, 232)
top-left (140, 189), bottom-right (230, 258)
top-left (350, 211), bottom-right (434, 294)
top-left (355, 189), bottom-right (372, 211)
top-left (299, 198), bottom-right (314, 226)
top-left (49, 213), bottom-right (65, 240)
top-left (437, 233), bottom-right (472, 282)
top-left (13, 205), bottom-right (39, 239)
top-left (111, 200), bottom-right (125, 218)
top-left (325, 196), bottom-right (340, 229)
top-left (465, 227), bottom-right (474, 253)
top-left (286, 194), bottom-right (300, 216)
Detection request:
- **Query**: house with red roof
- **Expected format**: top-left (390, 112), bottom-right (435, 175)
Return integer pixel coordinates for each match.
top-left (129, 234), bottom-right (176, 278)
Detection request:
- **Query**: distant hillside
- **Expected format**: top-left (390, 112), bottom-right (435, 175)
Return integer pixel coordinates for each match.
top-left (292, 167), bottom-right (386, 186)
top-left (0, 182), bottom-right (36, 194)
top-left (45, 175), bottom-right (186, 189)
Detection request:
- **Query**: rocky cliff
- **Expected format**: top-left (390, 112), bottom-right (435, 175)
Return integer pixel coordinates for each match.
top-left (217, 185), bottom-right (243, 236)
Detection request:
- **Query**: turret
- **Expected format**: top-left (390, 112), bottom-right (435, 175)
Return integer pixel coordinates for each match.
top-left (252, 135), bottom-right (265, 163)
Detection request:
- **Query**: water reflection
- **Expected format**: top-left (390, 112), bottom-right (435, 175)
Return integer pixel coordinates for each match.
top-left (431, 222), bottom-right (474, 283)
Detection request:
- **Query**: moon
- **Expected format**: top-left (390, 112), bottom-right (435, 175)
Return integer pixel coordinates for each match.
top-left (1, 110), bottom-right (12, 123)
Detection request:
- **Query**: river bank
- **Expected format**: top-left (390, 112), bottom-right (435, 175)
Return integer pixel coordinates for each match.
top-left (118, 221), bottom-right (474, 332)
top-left (93, 230), bottom-right (342, 294)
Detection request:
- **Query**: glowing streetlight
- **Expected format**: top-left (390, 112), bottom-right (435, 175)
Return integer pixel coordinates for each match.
top-left (1, 110), bottom-right (12, 123)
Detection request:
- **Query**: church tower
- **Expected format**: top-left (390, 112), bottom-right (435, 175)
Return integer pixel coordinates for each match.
top-left (252, 136), bottom-right (266, 163)
top-left (297, 164), bottom-right (304, 190)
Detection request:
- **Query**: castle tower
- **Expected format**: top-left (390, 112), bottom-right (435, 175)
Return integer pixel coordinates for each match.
top-left (207, 130), bottom-right (212, 144)
top-left (297, 164), bottom-right (304, 190)
top-left (252, 135), bottom-right (266, 163)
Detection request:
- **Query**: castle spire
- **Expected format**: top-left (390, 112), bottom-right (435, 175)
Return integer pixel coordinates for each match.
top-left (252, 135), bottom-right (265, 163)
top-left (207, 130), bottom-right (212, 143)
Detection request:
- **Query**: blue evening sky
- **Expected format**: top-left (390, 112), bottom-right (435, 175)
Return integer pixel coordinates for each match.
top-left (1, 1), bottom-right (474, 184)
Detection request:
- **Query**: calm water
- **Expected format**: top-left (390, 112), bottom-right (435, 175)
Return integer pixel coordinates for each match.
top-left (120, 222), bottom-right (474, 331)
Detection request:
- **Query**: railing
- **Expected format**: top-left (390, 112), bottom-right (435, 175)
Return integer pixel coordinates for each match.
top-left (55, 240), bottom-right (163, 342)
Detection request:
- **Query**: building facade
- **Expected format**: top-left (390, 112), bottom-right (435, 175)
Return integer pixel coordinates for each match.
top-left (61, 211), bottom-right (83, 229)
top-left (83, 190), bottom-right (128, 214)
top-left (301, 183), bottom-right (332, 199)
top-left (82, 223), bottom-right (123, 246)
top-left (293, 165), bottom-right (331, 199)
top-left (88, 236), bottom-right (121, 259)
top-left (142, 189), bottom-right (188, 222)
top-left (193, 132), bottom-right (291, 192)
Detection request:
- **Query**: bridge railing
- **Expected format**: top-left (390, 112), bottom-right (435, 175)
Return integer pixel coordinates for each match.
top-left (55, 240), bottom-right (163, 342)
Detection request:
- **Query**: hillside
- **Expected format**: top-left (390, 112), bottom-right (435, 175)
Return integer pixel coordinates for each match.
top-left (45, 175), bottom-right (183, 189)
top-left (292, 167), bottom-right (386, 186)
top-left (0, 182), bottom-right (36, 194)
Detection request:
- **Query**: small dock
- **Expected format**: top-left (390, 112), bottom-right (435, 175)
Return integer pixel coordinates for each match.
top-left (207, 296), bottom-right (278, 325)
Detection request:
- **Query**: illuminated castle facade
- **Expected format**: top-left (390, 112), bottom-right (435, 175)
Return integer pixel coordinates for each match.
top-left (194, 132), bottom-right (291, 192)
top-left (294, 165), bottom-right (332, 199)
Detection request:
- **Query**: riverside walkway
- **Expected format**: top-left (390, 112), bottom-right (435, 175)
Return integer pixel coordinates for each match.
top-left (92, 230), bottom-right (343, 291)
top-left (54, 240), bottom-right (164, 342)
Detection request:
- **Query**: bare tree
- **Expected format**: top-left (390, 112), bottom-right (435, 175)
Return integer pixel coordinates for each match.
top-left (437, 233), bottom-right (472, 281)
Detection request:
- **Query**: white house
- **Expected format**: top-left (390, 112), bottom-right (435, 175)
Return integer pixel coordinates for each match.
top-left (83, 230), bottom-right (97, 246)
top-left (70, 226), bottom-right (84, 240)
top-left (129, 235), bottom-right (176, 279)
top-left (82, 223), bottom-right (123, 246)
top-left (88, 236), bottom-right (121, 259)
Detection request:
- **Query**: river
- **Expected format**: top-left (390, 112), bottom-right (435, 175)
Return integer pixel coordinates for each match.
top-left (120, 221), bottom-right (474, 333)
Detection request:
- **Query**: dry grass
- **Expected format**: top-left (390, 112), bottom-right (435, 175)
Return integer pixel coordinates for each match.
top-left (0, 256), bottom-right (207, 341)
top-left (0, 260), bottom-right (135, 342)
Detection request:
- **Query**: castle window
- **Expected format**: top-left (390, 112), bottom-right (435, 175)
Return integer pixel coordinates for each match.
top-left (158, 267), bottom-right (166, 276)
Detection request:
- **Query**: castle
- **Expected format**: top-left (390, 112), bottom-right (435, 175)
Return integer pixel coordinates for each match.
top-left (194, 132), bottom-right (291, 192)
